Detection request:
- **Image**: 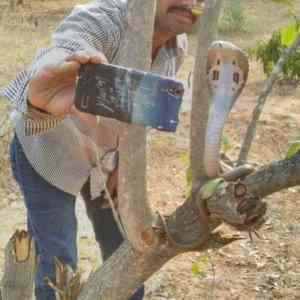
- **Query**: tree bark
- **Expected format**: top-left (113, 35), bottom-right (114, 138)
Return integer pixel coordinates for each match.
top-left (244, 153), bottom-right (300, 198)
top-left (1, 230), bottom-right (35, 300)
top-left (114, 0), bottom-right (157, 252)
top-left (78, 241), bottom-right (181, 300)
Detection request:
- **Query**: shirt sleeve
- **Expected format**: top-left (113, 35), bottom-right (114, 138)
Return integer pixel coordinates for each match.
top-left (1, 47), bottom-right (71, 114)
top-left (52, 0), bottom-right (126, 58)
top-left (0, 0), bottom-right (126, 135)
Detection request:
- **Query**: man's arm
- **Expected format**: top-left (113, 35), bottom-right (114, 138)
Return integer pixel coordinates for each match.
top-left (1, 0), bottom-right (126, 134)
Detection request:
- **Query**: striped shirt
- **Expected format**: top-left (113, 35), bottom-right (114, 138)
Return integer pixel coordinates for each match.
top-left (1, 0), bottom-right (187, 199)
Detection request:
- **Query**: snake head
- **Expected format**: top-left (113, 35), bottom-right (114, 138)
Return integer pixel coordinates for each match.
top-left (207, 41), bottom-right (249, 107)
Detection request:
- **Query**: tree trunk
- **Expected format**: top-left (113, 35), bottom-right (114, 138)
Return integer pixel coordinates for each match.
top-left (115, 0), bottom-right (157, 252)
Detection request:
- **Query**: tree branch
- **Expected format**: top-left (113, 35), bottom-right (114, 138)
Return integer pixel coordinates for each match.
top-left (237, 33), bottom-right (300, 165)
top-left (77, 241), bottom-right (180, 300)
top-left (206, 153), bottom-right (300, 231)
top-left (190, 0), bottom-right (223, 187)
top-left (113, 0), bottom-right (157, 251)
top-left (245, 153), bottom-right (300, 197)
top-left (78, 153), bottom-right (300, 299)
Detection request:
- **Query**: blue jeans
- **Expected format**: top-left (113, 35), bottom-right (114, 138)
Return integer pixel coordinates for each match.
top-left (10, 135), bottom-right (144, 300)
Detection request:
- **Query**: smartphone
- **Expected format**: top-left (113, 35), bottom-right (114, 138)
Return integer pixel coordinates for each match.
top-left (74, 63), bottom-right (184, 132)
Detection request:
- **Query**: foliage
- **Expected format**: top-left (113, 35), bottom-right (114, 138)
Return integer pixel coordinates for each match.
top-left (286, 140), bottom-right (300, 158)
top-left (218, 0), bottom-right (249, 34)
top-left (281, 22), bottom-right (300, 47)
top-left (200, 178), bottom-right (223, 200)
top-left (222, 135), bottom-right (232, 154)
top-left (191, 254), bottom-right (210, 277)
top-left (267, 0), bottom-right (300, 157)
top-left (181, 153), bottom-right (192, 197)
top-left (270, 0), bottom-right (294, 9)
top-left (249, 21), bottom-right (300, 81)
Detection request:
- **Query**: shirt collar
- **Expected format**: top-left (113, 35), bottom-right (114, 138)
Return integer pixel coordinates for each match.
top-left (151, 33), bottom-right (188, 74)
top-left (164, 34), bottom-right (188, 59)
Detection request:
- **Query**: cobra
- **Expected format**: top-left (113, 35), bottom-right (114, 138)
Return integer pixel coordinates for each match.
top-left (204, 41), bottom-right (249, 178)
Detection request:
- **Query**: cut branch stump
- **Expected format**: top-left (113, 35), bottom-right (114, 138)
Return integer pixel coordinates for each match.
top-left (1, 230), bottom-right (35, 300)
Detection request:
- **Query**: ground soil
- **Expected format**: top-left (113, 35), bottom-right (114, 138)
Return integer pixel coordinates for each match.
top-left (0, 1), bottom-right (300, 299)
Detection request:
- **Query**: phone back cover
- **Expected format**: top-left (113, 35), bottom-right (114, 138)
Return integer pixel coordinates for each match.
top-left (75, 64), bottom-right (184, 132)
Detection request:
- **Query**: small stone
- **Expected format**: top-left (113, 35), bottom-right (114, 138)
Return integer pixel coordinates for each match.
top-left (272, 289), bottom-right (283, 298)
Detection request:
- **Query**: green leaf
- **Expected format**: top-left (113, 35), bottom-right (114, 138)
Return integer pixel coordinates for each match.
top-left (180, 152), bottom-right (189, 165)
top-left (191, 263), bottom-right (203, 276)
top-left (271, 0), bottom-right (293, 7)
top-left (191, 255), bottom-right (209, 277)
top-left (222, 135), bottom-right (232, 154)
top-left (281, 23), bottom-right (298, 47)
top-left (186, 166), bottom-right (193, 187)
top-left (180, 153), bottom-right (193, 196)
top-left (286, 141), bottom-right (300, 158)
top-left (200, 178), bottom-right (224, 200)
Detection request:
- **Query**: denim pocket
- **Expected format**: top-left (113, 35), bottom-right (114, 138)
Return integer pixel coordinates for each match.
top-left (10, 134), bottom-right (34, 185)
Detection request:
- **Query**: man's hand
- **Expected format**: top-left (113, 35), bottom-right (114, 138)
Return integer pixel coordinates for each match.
top-left (28, 50), bottom-right (108, 117)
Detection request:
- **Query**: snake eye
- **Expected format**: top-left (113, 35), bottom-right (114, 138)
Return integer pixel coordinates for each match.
top-left (232, 60), bottom-right (236, 65)
top-left (81, 95), bottom-right (90, 109)
top-left (233, 72), bottom-right (240, 84)
top-left (212, 70), bottom-right (219, 81)
top-left (167, 87), bottom-right (183, 97)
top-left (217, 59), bottom-right (221, 65)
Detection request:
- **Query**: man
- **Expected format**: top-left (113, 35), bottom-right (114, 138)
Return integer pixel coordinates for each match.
top-left (2, 0), bottom-right (201, 299)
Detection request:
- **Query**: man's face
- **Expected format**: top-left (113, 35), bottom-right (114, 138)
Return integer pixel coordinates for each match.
top-left (155, 0), bottom-right (202, 35)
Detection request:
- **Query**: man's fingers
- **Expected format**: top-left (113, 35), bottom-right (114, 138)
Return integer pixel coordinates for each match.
top-left (67, 51), bottom-right (91, 64)
top-left (37, 60), bottom-right (81, 80)
top-left (66, 51), bottom-right (108, 65)
top-left (29, 50), bottom-right (108, 118)
top-left (90, 53), bottom-right (108, 64)
top-left (59, 61), bottom-right (81, 75)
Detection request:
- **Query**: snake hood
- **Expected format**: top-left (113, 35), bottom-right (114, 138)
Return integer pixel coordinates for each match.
top-left (204, 41), bottom-right (249, 178)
